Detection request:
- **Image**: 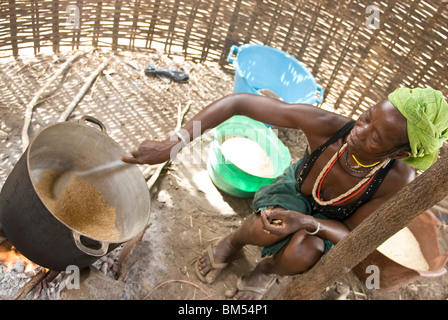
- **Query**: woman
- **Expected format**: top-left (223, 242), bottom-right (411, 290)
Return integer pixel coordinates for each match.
top-left (122, 87), bottom-right (448, 299)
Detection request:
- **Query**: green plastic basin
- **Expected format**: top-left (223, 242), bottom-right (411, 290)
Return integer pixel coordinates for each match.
top-left (206, 116), bottom-right (291, 198)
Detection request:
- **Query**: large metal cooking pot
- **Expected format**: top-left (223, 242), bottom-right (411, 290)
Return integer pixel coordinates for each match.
top-left (0, 116), bottom-right (150, 271)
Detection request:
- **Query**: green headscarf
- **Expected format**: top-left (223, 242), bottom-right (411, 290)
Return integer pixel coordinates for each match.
top-left (388, 87), bottom-right (448, 171)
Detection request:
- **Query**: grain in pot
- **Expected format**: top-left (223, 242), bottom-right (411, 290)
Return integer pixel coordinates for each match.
top-left (220, 135), bottom-right (274, 178)
top-left (35, 170), bottom-right (120, 241)
top-left (377, 227), bottom-right (429, 271)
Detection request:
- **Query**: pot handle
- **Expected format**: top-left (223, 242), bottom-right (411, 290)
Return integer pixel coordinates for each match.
top-left (72, 231), bottom-right (109, 257)
top-left (79, 115), bottom-right (108, 135)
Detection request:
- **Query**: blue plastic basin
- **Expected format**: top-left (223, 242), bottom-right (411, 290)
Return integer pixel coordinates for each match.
top-left (228, 43), bottom-right (324, 105)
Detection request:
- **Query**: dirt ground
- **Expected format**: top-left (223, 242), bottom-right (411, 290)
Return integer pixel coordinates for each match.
top-left (0, 49), bottom-right (447, 300)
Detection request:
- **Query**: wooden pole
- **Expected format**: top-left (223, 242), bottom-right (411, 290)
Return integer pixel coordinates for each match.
top-left (58, 59), bottom-right (109, 122)
top-left (276, 144), bottom-right (448, 300)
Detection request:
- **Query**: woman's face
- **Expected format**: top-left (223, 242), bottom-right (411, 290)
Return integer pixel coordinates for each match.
top-left (346, 99), bottom-right (409, 161)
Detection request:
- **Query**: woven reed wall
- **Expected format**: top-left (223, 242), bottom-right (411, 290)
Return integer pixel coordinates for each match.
top-left (1, 0), bottom-right (447, 116)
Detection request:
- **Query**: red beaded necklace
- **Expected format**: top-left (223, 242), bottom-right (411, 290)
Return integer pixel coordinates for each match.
top-left (312, 143), bottom-right (385, 206)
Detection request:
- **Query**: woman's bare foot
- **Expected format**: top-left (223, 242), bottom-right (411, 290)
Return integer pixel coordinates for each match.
top-left (195, 236), bottom-right (240, 284)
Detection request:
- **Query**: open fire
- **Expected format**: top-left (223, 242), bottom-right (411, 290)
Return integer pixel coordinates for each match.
top-left (0, 231), bottom-right (121, 300)
top-left (0, 245), bottom-right (42, 273)
top-left (0, 235), bottom-right (53, 299)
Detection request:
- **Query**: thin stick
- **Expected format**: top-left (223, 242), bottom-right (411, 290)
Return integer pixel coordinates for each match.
top-left (58, 59), bottom-right (109, 122)
top-left (141, 277), bottom-right (152, 293)
top-left (142, 165), bottom-right (156, 180)
top-left (177, 101), bottom-right (192, 130)
top-left (21, 51), bottom-right (85, 151)
top-left (146, 161), bottom-right (169, 189)
top-left (13, 268), bottom-right (51, 300)
top-left (143, 279), bottom-right (211, 299)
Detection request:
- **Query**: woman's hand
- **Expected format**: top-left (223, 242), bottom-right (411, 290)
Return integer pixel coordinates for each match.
top-left (121, 139), bottom-right (177, 165)
top-left (260, 207), bottom-right (316, 237)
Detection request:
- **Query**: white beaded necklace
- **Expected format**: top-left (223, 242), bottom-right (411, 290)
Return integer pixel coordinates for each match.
top-left (312, 143), bottom-right (389, 206)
